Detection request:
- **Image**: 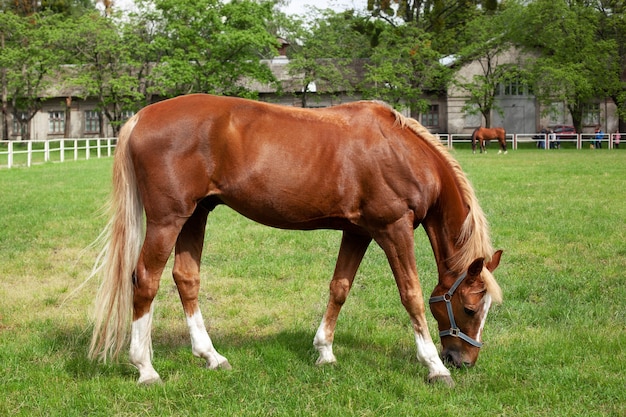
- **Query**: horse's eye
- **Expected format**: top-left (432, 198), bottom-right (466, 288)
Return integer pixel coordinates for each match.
top-left (464, 307), bottom-right (477, 317)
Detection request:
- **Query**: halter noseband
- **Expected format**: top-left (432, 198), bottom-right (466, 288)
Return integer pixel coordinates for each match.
top-left (429, 271), bottom-right (483, 348)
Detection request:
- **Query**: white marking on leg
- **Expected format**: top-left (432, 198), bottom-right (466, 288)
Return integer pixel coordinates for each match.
top-left (313, 319), bottom-right (336, 365)
top-left (413, 331), bottom-right (450, 379)
top-left (186, 310), bottom-right (231, 370)
top-left (130, 309), bottom-right (161, 384)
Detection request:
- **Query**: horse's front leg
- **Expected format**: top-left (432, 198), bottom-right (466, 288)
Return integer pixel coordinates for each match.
top-left (373, 216), bottom-right (454, 387)
top-left (173, 206), bottom-right (231, 371)
top-left (314, 232), bottom-right (371, 365)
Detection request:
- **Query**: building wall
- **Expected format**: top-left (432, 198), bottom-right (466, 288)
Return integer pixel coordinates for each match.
top-left (4, 51), bottom-right (622, 140)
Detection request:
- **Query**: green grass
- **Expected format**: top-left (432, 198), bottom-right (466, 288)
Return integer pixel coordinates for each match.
top-left (0, 149), bottom-right (625, 416)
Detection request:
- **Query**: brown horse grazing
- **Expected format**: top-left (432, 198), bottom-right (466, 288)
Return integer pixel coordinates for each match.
top-left (471, 127), bottom-right (508, 154)
top-left (89, 94), bottom-right (502, 387)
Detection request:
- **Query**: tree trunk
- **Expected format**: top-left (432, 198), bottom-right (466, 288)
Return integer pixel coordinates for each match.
top-left (64, 97), bottom-right (72, 138)
top-left (1, 32), bottom-right (8, 141)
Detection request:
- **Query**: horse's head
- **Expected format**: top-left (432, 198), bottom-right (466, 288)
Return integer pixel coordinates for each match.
top-left (429, 250), bottom-right (502, 368)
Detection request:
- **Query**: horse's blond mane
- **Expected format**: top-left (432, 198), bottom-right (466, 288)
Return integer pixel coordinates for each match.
top-left (383, 104), bottom-right (502, 303)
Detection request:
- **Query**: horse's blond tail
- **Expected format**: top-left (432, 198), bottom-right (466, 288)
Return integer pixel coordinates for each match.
top-left (89, 114), bottom-right (143, 362)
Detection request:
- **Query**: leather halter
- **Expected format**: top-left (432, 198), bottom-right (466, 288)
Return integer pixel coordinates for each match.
top-left (429, 271), bottom-right (483, 348)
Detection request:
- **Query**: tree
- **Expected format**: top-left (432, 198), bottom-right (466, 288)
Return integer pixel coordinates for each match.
top-left (594, 0), bottom-right (626, 130)
top-left (61, 12), bottom-right (142, 136)
top-left (509, 0), bottom-right (618, 132)
top-left (150, 0), bottom-right (279, 98)
top-left (363, 24), bottom-right (450, 116)
top-left (0, 12), bottom-right (64, 140)
top-left (452, 6), bottom-right (522, 127)
top-left (366, 0), bottom-right (487, 54)
top-left (286, 9), bottom-right (372, 107)
top-left (121, 0), bottom-right (170, 107)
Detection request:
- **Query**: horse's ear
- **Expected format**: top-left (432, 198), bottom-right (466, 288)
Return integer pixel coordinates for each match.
top-left (467, 257), bottom-right (485, 278)
top-left (486, 250), bottom-right (503, 272)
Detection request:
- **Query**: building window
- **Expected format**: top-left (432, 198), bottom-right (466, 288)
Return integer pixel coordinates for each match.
top-left (49, 111), bottom-right (65, 134)
top-left (499, 77), bottom-right (527, 96)
top-left (421, 105), bottom-right (439, 127)
top-left (583, 103), bottom-right (600, 126)
top-left (121, 111), bottom-right (135, 123)
top-left (85, 110), bottom-right (100, 133)
top-left (12, 112), bottom-right (29, 136)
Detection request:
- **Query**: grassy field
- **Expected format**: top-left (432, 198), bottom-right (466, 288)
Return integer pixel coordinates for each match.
top-left (0, 149), bottom-right (625, 416)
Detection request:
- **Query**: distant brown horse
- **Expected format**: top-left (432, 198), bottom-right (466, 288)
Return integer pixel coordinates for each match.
top-left (471, 127), bottom-right (508, 154)
top-left (89, 94), bottom-right (502, 387)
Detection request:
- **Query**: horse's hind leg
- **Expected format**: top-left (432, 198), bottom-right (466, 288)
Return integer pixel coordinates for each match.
top-left (314, 232), bottom-right (371, 365)
top-left (173, 205), bottom-right (231, 370)
top-left (131, 220), bottom-right (185, 384)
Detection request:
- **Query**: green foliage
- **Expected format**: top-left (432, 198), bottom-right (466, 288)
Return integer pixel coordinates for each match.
top-left (453, 8), bottom-right (518, 127)
top-left (363, 24), bottom-right (450, 114)
top-left (61, 12), bottom-right (143, 135)
top-left (1, 150), bottom-right (625, 415)
top-left (508, 0), bottom-right (620, 131)
top-left (285, 9), bottom-right (372, 107)
top-left (0, 12), bottom-right (66, 139)
top-left (151, 0), bottom-right (278, 98)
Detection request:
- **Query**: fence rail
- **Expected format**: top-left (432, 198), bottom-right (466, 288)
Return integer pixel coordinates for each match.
top-left (1, 133), bottom-right (621, 169)
top-left (0, 138), bottom-right (117, 168)
top-left (435, 132), bottom-right (621, 150)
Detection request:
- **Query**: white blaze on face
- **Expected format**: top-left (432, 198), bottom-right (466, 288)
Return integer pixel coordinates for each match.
top-left (476, 294), bottom-right (492, 343)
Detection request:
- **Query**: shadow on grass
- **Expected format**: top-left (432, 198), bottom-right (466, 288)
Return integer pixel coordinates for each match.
top-left (43, 320), bottom-right (422, 383)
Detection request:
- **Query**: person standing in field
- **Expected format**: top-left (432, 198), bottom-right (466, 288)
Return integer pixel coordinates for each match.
top-left (594, 127), bottom-right (604, 149)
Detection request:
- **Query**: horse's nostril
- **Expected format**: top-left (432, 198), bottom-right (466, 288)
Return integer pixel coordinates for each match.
top-left (442, 350), bottom-right (464, 368)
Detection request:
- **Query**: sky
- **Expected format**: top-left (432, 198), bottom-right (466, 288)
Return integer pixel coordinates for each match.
top-left (280, 0), bottom-right (363, 16)
top-left (111, 0), bottom-right (364, 16)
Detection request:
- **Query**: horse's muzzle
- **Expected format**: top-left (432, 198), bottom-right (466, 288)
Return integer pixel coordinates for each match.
top-left (442, 348), bottom-right (474, 368)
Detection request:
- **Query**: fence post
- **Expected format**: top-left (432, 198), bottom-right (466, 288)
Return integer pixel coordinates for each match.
top-left (28, 141), bottom-right (33, 166)
top-left (97, 138), bottom-right (102, 158)
top-left (60, 140), bottom-right (65, 162)
top-left (8, 141), bottom-right (13, 168)
top-left (86, 139), bottom-right (90, 160)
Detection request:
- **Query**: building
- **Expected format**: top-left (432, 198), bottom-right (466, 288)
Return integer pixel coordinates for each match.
top-left (3, 46), bottom-right (620, 141)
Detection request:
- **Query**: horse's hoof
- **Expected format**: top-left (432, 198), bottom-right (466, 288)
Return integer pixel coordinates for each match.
top-left (138, 375), bottom-right (162, 386)
top-left (428, 374), bottom-right (455, 388)
top-left (208, 359), bottom-right (232, 370)
top-left (315, 356), bottom-right (337, 366)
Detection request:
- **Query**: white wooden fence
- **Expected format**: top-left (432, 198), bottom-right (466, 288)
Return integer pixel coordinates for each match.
top-left (0, 138), bottom-right (117, 169)
top-left (434, 132), bottom-right (621, 150)
top-left (1, 132), bottom-right (621, 169)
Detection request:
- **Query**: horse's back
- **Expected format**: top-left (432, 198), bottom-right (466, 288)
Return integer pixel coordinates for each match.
top-left (124, 94), bottom-right (439, 231)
